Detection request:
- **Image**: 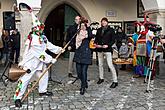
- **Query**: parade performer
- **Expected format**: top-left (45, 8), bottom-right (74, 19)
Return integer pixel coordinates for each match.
top-left (133, 14), bottom-right (158, 78)
top-left (134, 25), bottom-right (148, 77)
top-left (14, 11), bottom-right (63, 107)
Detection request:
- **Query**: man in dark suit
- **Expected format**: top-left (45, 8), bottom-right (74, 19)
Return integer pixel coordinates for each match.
top-left (66, 16), bottom-right (81, 77)
top-left (10, 29), bottom-right (20, 64)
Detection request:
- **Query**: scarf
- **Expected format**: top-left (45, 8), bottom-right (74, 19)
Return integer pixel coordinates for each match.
top-left (76, 30), bottom-right (88, 49)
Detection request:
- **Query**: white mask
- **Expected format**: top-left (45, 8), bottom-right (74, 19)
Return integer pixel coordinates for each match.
top-left (140, 25), bottom-right (145, 32)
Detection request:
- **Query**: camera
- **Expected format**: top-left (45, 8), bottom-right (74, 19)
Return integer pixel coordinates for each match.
top-left (148, 24), bottom-right (162, 33)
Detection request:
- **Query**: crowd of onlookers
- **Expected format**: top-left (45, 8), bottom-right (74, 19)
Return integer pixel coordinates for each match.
top-left (66, 16), bottom-right (129, 95)
top-left (0, 29), bottom-right (20, 66)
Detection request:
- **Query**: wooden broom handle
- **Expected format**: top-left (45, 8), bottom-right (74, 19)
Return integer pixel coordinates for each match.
top-left (21, 29), bottom-right (80, 102)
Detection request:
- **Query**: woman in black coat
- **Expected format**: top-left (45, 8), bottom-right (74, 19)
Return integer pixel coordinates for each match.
top-left (73, 20), bottom-right (92, 95)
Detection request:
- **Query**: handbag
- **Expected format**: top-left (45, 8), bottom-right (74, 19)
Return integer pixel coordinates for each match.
top-left (89, 38), bottom-right (96, 49)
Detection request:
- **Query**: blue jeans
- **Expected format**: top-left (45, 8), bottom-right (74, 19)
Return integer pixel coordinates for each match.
top-left (76, 63), bottom-right (88, 88)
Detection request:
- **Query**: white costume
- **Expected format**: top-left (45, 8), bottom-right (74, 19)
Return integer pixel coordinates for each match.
top-left (14, 12), bottom-right (62, 100)
top-left (14, 33), bottom-right (62, 100)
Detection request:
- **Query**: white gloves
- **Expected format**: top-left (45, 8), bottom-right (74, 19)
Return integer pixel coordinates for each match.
top-left (56, 47), bottom-right (65, 54)
top-left (61, 48), bottom-right (65, 53)
top-left (68, 46), bottom-right (72, 51)
top-left (51, 59), bottom-right (57, 64)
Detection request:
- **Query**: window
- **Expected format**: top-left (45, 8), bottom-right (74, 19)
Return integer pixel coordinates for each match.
top-left (108, 21), bottom-right (122, 31)
top-left (137, 0), bottom-right (145, 18)
top-left (124, 21), bottom-right (137, 35)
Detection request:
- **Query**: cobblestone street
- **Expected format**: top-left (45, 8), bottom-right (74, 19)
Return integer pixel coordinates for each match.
top-left (0, 58), bottom-right (165, 110)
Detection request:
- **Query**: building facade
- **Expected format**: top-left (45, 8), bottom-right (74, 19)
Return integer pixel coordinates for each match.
top-left (0, 0), bottom-right (165, 56)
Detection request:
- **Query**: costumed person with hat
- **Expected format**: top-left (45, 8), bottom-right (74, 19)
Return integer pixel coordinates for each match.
top-left (132, 14), bottom-right (160, 78)
top-left (13, 12), bottom-right (63, 107)
top-left (133, 24), bottom-right (148, 78)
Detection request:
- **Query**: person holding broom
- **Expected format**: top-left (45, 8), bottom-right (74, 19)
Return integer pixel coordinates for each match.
top-left (14, 13), bottom-right (63, 107)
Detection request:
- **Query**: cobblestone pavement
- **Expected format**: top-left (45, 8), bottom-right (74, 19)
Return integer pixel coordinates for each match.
top-left (0, 58), bottom-right (165, 110)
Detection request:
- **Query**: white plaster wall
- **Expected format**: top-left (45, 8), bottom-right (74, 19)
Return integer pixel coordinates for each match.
top-left (157, 0), bottom-right (165, 10)
top-left (17, 0), bottom-right (41, 8)
top-left (78, 0), bottom-right (138, 22)
top-left (142, 0), bottom-right (165, 11)
top-left (142, 0), bottom-right (165, 34)
top-left (142, 0), bottom-right (158, 11)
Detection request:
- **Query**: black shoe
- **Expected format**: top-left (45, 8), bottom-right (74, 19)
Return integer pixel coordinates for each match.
top-left (110, 82), bottom-right (118, 88)
top-left (80, 88), bottom-right (85, 95)
top-left (39, 91), bottom-right (53, 96)
top-left (97, 78), bottom-right (104, 84)
top-left (68, 73), bottom-right (73, 77)
top-left (85, 84), bottom-right (88, 89)
top-left (15, 99), bottom-right (22, 108)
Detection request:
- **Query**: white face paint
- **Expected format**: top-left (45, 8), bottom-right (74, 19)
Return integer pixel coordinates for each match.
top-left (140, 25), bottom-right (145, 32)
top-left (137, 25), bottom-right (140, 32)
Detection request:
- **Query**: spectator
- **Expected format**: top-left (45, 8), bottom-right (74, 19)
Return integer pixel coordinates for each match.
top-left (0, 29), bottom-right (4, 61)
top-left (10, 29), bottom-right (21, 64)
top-left (73, 19), bottom-right (92, 95)
top-left (66, 16), bottom-right (81, 77)
top-left (116, 27), bottom-right (128, 70)
top-left (94, 17), bottom-right (118, 88)
top-left (1, 30), bottom-right (12, 65)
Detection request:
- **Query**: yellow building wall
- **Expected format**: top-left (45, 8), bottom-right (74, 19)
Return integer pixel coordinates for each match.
top-left (39, 0), bottom-right (138, 23)
top-left (78, 0), bottom-right (137, 22)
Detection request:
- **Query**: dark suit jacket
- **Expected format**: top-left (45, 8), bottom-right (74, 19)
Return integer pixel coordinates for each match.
top-left (94, 26), bottom-right (115, 53)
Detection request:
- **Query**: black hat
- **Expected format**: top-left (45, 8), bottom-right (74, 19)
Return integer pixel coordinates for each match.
top-left (101, 17), bottom-right (108, 23)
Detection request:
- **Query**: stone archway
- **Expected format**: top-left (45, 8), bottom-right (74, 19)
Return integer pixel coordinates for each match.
top-left (38, 0), bottom-right (91, 23)
top-left (43, 4), bottom-right (80, 46)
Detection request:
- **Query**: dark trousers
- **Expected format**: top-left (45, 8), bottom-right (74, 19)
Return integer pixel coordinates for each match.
top-left (0, 48), bottom-right (3, 60)
top-left (76, 63), bottom-right (88, 88)
top-left (10, 48), bottom-right (20, 63)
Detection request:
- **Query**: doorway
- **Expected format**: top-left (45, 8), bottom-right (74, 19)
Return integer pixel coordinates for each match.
top-left (44, 4), bottom-right (80, 47)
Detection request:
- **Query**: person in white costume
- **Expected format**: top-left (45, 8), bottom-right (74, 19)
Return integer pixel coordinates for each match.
top-left (14, 13), bottom-right (63, 108)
